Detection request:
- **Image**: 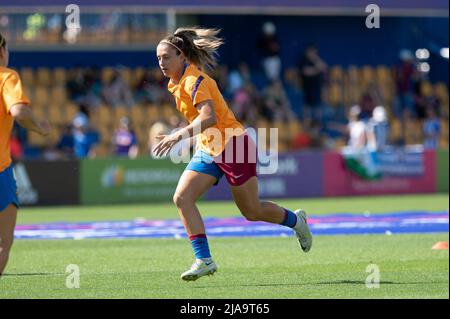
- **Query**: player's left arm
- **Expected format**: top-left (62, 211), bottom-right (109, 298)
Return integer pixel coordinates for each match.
top-left (10, 103), bottom-right (50, 136)
top-left (153, 100), bottom-right (216, 157)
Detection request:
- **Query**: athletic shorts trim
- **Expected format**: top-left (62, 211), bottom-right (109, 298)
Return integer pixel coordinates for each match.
top-left (0, 164), bottom-right (19, 212)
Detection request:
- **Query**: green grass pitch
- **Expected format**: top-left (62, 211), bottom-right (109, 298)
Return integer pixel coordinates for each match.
top-left (0, 194), bottom-right (448, 299)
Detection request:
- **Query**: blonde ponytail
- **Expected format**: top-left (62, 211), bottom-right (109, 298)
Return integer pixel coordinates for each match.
top-left (0, 33), bottom-right (6, 48)
top-left (161, 27), bottom-right (224, 70)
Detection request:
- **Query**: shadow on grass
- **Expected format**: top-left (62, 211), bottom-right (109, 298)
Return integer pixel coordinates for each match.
top-left (1, 272), bottom-right (64, 277)
top-left (192, 279), bottom-right (448, 288)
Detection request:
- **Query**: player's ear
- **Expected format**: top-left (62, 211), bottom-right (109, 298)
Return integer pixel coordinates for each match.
top-left (179, 51), bottom-right (186, 62)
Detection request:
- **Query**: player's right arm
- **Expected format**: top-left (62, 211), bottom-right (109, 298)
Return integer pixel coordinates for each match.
top-left (2, 70), bottom-right (50, 136)
top-left (10, 103), bottom-right (50, 136)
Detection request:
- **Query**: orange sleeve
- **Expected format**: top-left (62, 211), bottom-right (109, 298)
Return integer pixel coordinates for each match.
top-left (187, 75), bottom-right (213, 107)
top-left (2, 71), bottom-right (30, 114)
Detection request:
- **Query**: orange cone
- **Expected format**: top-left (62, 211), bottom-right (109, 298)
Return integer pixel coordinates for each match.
top-left (431, 241), bottom-right (449, 250)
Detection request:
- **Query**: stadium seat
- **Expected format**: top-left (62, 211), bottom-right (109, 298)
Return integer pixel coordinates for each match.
top-left (421, 81), bottom-right (433, 97)
top-left (361, 65), bottom-right (375, 90)
top-left (130, 105), bottom-right (147, 126)
top-left (48, 126), bottom-right (62, 145)
top-left (288, 120), bottom-right (301, 137)
top-left (133, 67), bottom-right (146, 87)
top-left (64, 102), bottom-right (79, 124)
top-left (48, 104), bottom-right (65, 126)
top-left (120, 67), bottom-right (132, 87)
top-left (33, 87), bottom-right (50, 106)
top-left (390, 118), bottom-right (403, 143)
top-left (114, 105), bottom-right (129, 125)
top-left (96, 104), bottom-right (114, 126)
top-left (53, 68), bottom-right (67, 84)
top-left (147, 105), bottom-right (160, 123)
top-left (36, 68), bottom-right (52, 87)
top-left (162, 104), bottom-right (176, 122)
top-left (376, 65), bottom-right (391, 85)
top-left (27, 130), bottom-right (47, 147)
top-left (20, 68), bottom-right (34, 87)
top-left (329, 65), bottom-right (344, 83)
top-left (99, 125), bottom-right (113, 144)
top-left (328, 83), bottom-right (343, 107)
top-left (405, 118), bottom-right (421, 145)
top-left (256, 118), bottom-right (269, 129)
top-left (439, 136), bottom-right (449, 149)
top-left (50, 86), bottom-right (68, 104)
top-left (101, 67), bottom-right (115, 84)
top-left (135, 125), bottom-right (149, 149)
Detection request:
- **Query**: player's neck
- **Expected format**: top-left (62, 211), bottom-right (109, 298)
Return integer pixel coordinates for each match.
top-left (171, 63), bottom-right (189, 85)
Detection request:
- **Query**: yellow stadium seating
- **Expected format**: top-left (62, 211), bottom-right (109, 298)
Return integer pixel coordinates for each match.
top-left (36, 68), bottom-right (52, 87)
top-left (20, 68), bottom-right (34, 87)
top-left (34, 87), bottom-right (50, 106)
top-left (53, 68), bottom-right (67, 85)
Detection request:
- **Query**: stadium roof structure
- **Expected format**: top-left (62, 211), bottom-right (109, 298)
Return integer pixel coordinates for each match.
top-left (1, 0), bottom-right (449, 17)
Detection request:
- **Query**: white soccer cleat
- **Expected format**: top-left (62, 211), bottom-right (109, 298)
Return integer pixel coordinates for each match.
top-left (180, 259), bottom-right (217, 281)
top-left (293, 209), bottom-right (313, 253)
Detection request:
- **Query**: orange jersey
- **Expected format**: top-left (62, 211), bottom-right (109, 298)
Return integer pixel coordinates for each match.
top-left (168, 64), bottom-right (244, 156)
top-left (0, 67), bottom-right (30, 172)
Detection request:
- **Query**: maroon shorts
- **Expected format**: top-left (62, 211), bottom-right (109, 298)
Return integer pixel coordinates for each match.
top-left (214, 133), bottom-right (258, 186)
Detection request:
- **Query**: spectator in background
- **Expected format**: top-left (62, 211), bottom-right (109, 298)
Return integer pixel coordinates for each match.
top-left (227, 62), bottom-right (252, 95)
top-left (257, 22), bottom-right (281, 81)
top-left (56, 124), bottom-right (75, 157)
top-left (367, 106), bottom-right (390, 151)
top-left (72, 115), bottom-right (100, 158)
top-left (211, 65), bottom-right (230, 96)
top-left (231, 83), bottom-right (258, 128)
top-left (291, 121), bottom-right (322, 150)
top-left (414, 80), bottom-right (442, 120)
top-left (298, 43), bottom-right (327, 123)
top-left (347, 105), bottom-right (366, 150)
top-left (393, 49), bottom-right (418, 118)
top-left (79, 67), bottom-right (102, 109)
top-left (360, 82), bottom-right (383, 120)
top-left (262, 79), bottom-right (295, 122)
top-left (111, 116), bottom-right (139, 158)
top-left (135, 69), bottom-right (164, 105)
top-left (423, 107), bottom-right (441, 149)
top-left (66, 67), bottom-right (86, 102)
top-left (102, 69), bottom-right (134, 108)
top-left (283, 68), bottom-right (304, 119)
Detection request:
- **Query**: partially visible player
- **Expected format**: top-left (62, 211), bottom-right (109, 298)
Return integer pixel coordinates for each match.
top-left (0, 33), bottom-right (51, 276)
top-left (154, 27), bottom-right (312, 281)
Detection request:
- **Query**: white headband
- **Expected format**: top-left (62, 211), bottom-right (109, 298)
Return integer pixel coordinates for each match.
top-left (160, 40), bottom-right (183, 55)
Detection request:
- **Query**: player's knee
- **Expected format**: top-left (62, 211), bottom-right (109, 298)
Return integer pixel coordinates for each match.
top-left (173, 193), bottom-right (191, 209)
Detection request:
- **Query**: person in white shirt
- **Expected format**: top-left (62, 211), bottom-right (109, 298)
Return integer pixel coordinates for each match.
top-left (367, 105), bottom-right (390, 151)
top-left (347, 105), bottom-right (366, 150)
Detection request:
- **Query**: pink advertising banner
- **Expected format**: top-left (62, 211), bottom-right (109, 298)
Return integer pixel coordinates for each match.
top-left (324, 149), bottom-right (437, 196)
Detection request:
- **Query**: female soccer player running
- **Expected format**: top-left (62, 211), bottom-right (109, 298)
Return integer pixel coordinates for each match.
top-left (0, 34), bottom-right (50, 276)
top-left (154, 28), bottom-right (312, 281)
